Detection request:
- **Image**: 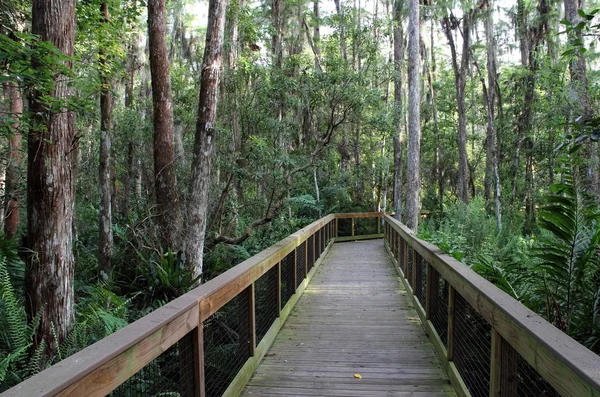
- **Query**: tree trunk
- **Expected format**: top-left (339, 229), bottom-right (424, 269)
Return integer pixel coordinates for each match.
top-left (98, 2), bottom-right (112, 280)
top-left (443, 13), bottom-right (470, 204)
top-left (25, 0), bottom-right (76, 356)
top-left (185, 0), bottom-right (228, 278)
top-left (564, 0), bottom-right (598, 199)
top-left (333, 0), bottom-right (347, 62)
top-left (484, 3), bottom-right (502, 230)
top-left (405, 0), bottom-right (420, 232)
top-left (393, 0), bottom-right (404, 221)
top-left (148, 0), bottom-right (182, 251)
top-left (4, 82), bottom-right (23, 239)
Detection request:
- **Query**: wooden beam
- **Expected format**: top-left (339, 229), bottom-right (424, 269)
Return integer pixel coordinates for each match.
top-left (193, 323), bottom-right (205, 397)
top-left (490, 329), bottom-right (502, 397)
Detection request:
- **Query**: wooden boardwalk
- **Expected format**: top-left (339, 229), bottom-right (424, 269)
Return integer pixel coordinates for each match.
top-left (241, 239), bottom-right (456, 397)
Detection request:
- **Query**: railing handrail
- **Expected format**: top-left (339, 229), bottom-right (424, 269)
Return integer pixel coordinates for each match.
top-left (1, 212), bottom-right (386, 397)
top-left (384, 215), bottom-right (600, 397)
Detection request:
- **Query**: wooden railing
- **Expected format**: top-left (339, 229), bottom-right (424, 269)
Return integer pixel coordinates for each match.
top-left (1, 213), bottom-right (384, 397)
top-left (383, 215), bottom-right (600, 397)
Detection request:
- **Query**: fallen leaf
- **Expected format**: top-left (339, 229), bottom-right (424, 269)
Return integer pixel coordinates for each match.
top-left (354, 374), bottom-right (362, 379)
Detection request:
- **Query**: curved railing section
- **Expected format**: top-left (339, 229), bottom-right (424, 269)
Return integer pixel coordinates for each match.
top-left (1, 213), bottom-right (384, 397)
top-left (383, 215), bottom-right (600, 397)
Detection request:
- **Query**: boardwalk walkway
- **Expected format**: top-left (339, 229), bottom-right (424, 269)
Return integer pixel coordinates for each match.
top-left (241, 239), bottom-right (456, 397)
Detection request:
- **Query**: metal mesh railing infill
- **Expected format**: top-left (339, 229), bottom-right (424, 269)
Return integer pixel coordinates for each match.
top-left (280, 251), bottom-right (295, 308)
top-left (500, 338), bottom-right (560, 396)
top-left (337, 218), bottom-right (352, 237)
top-left (307, 235), bottom-right (314, 272)
top-left (414, 253), bottom-right (426, 305)
top-left (429, 266), bottom-right (449, 346)
top-left (203, 291), bottom-right (251, 397)
top-left (355, 217), bottom-right (377, 235)
top-left (406, 246), bottom-right (414, 290)
top-left (255, 266), bottom-right (278, 345)
top-left (111, 332), bottom-right (196, 397)
top-left (453, 292), bottom-right (492, 397)
top-left (296, 241), bottom-right (306, 288)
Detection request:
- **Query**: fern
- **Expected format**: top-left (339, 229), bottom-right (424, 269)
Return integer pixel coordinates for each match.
top-left (533, 163), bottom-right (600, 335)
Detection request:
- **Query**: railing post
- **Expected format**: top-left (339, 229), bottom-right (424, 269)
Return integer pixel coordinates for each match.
top-left (276, 261), bottom-right (282, 317)
top-left (351, 218), bottom-right (355, 236)
top-left (193, 322), bottom-right (205, 397)
top-left (490, 330), bottom-right (518, 397)
top-left (335, 218), bottom-right (338, 237)
top-left (447, 286), bottom-right (456, 361)
top-left (490, 329), bottom-right (501, 397)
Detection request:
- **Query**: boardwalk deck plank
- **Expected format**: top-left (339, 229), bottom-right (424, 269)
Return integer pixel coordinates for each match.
top-left (240, 240), bottom-right (456, 397)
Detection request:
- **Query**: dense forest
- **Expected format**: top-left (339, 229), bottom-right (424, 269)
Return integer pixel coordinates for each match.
top-left (1, 0), bottom-right (600, 389)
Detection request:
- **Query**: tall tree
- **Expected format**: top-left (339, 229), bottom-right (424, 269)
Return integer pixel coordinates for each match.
top-left (148, 0), bottom-right (182, 250)
top-left (484, 0), bottom-right (501, 229)
top-left (443, 11), bottom-right (472, 204)
top-left (405, 0), bottom-right (420, 231)
top-left (25, 0), bottom-right (76, 355)
top-left (185, 0), bottom-right (228, 277)
top-left (98, 2), bottom-right (112, 280)
top-left (4, 81), bottom-right (22, 239)
top-left (393, 0), bottom-right (404, 221)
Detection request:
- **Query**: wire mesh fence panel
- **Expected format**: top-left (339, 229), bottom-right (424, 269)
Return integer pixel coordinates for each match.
top-left (414, 253), bottom-right (426, 306)
top-left (296, 241), bottom-right (306, 289)
top-left (391, 230), bottom-right (397, 257)
top-left (355, 217), bottom-right (377, 235)
top-left (111, 331), bottom-right (196, 397)
top-left (319, 227), bottom-right (324, 255)
top-left (453, 292), bottom-right (492, 397)
top-left (429, 267), bottom-right (449, 346)
top-left (337, 218), bottom-right (352, 237)
top-left (204, 290), bottom-right (251, 397)
top-left (307, 235), bottom-right (315, 272)
top-left (406, 246), bottom-right (414, 289)
top-left (399, 236), bottom-right (405, 272)
top-left (315, 229), bottom-right (321, 261)
top-left (499, 339), bottom-right (560, 397)
top-left (255, 266), bottom-right (278, 345)
top-left (280, 251), bottom-right (295, 308)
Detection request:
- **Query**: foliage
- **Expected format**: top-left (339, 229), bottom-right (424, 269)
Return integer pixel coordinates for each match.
top-left (532, 159), bottom-right (600, 337)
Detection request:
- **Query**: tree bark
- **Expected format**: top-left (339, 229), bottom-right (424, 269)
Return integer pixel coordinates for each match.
top-left (393, 0), bottom-right (404, 221)
top-left (25, 0), bottom-right (76, 356)
top-left (443, 13), bottom-right (471, 204)
top-left (185, 0), bottom-right (228, 278)
top-left (148, 0), bottom-right (182, 251)
top-left (98, 2), bottom-right (112, 280)
top-left (405, 0), bottom-right (420, 231)
top-left (484, 3), bottom-right (502, 230)
top-left (4, 82), bottom-right (22, 239)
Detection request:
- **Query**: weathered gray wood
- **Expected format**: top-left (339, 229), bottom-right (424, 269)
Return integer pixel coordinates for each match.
top-left (241, 240), bottom-right (456, 397)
